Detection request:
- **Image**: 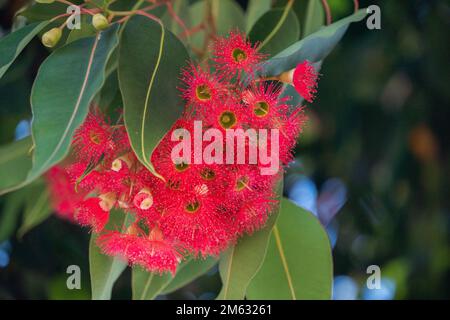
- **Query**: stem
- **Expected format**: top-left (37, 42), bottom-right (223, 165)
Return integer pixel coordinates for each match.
top-left (166, 1), bottom-right (190, 42)
top-left (50, 13), bottom-right (71, 23)
top-left (353, 0), bottom-right (359, 12)
top-left (321, 0), bottom-right (332, 25)
top-left (258, 0), bottom-right (294, 51)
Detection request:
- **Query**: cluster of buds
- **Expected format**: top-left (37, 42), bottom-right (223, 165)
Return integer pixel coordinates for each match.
top-left (38, 0), bottom-right (109, 48)
top-left (46, 31), bottom-right (319, 274)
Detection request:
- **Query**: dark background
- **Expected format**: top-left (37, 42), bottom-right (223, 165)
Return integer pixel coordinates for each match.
top-left (0, 0), bottom-right (449, 299)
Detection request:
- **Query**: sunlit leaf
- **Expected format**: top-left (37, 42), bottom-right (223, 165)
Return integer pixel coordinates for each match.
top-left (118, 15), bottom-right (189, 178)
top-left (247, 198), bottom-right (333, 300)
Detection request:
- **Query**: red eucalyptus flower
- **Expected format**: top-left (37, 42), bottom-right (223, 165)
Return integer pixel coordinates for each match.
top-left (47, 30), bottom-right (320, 275)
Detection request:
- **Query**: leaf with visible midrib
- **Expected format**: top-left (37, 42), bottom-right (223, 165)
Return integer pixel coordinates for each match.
top-left (257, 9), bottom-right (367, 77)
top-left (249, 8), bottom-right (300, 56)
top-left (27, 25), bottom-right (120, 186)
top-left (90, 210), bottom-right (133, 300)
top-left (132, 268), bottom-right (172, 300)
top-left (161, 257), bottom-right (218, 294)
top-left (216, 178), bottom-right (283, 300)
top-left (0, 21), bottom-right (49, 79)
top-left (118, 15), bottom-right (189, 179)
top-left (246, 198), bottom-right (333, 300)
top-left (132, 256), bottom-right (217, 299)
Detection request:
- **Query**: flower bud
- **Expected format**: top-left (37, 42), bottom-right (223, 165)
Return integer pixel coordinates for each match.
top-left (133, 188), bottom-right (153, 210)
top-left (92, 14), bottom-right (109, 31)
top-left (278, 68), bottom-right (294, 85)
top-left (111, 154), bottom-right (133, 172)
top-left (41, 28), bottom-right (62, 48)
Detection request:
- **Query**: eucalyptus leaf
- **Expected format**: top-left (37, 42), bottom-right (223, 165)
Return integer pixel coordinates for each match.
top-left (161, 257), bottom-right (218, 294)
top-left (303, 0), bottom-right (325, 37)
top-left (17, 181), bottom-right (51, 238)
top-left (245, 0), bottom-right (271, 32)
top-left (0, 138), bottom-right (32, 195)
top-left (249, 8), bottom-right (300, 56)
top-left (211, 0), bottom-right (245, 35)
top-left (118, 15), bottom-right (189, 178)
top-left (90, 210), bottom-right (134, 300)
top-left (246, 198), bottom-right (333, 300)
top-left (161, 0), bottom-right (191, 41)
top-left (0, 187), bottom-right (29, 242)
top-left (28, 24), bottom-right (120, 186)
top-left (217, 178), bottom-right (283, 300)
top-left (66, 16), bottom-right (96, 44)
top-left (132, 268), bottom-right (172, 300)
top-left (257, 9), bottom-right (367, 77)
top-left (0, 21), bottom-right (49, 79)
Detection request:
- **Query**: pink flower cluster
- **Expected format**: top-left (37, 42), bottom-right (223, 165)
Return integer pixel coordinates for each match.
top-left (45, 31), bottom-right (319, 275)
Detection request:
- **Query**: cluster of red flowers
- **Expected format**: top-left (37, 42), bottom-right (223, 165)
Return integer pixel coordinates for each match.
top-left (46, 31), bottom-right (318, 275)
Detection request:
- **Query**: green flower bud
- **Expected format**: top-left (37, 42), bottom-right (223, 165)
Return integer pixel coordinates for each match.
top-left (35, 0), bottom-right (56, 3)
top-left (41, 28), bottom-right (62, 48)
top-left (92, 14), bottom-right (109, 31)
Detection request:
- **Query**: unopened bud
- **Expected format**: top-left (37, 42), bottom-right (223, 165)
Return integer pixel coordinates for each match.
top-left (111, 154), bottom-right (133, 172)
top-left (41, 28), bottom-right (62, 48)
top-left (278, 68), bottom-right (294, 85)
top-left (92, 14), bottom-right (109, 31)
top-left (133, 188), bottom-right (153, 210)
top-left (111, 159), bottom-right (123, 172)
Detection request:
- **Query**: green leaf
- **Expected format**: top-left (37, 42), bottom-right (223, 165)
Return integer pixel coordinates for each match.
top-left (249, 8), bottom-right (300, 56)
top-left (0, 188), bottom-right (28, 242)
top-left (217, 178), bottom-right (283, 300)
top-left (245, 0), bottom-right (271, 32)
top-left (258, 9), bottom-right (367, 77)
top-left (66, 16), bottom-right (96, 44)
top-left (132, 268), bottom-right (172, 300)
top-left (118, 16), bottom-right (189, 179)
top-left (303, 0), bottom-right (325, 37)
top-left (90, 209), bottom-right (133, 300)
top-left (17, 2), bottom-right (72, 23)
top-left (28, 25), bottom-right (120, 184)
top-left (211, 0), bottom-right (245, 35)
top-left (161, 257), bottom-right (218, 294)
top-left (189, 0), bottom-right (245, 50)
top-left (247, 198), bottom-right (333, 300)
top-left (132, 256), bottom-right (217, 299)
top-left (0, 21), bottom-right (49, 79)
top-left (0, 138), bottom-right (32, 195)
top-left (161, 0), bottom-right (191, 41)
top-left (17, 181), bottom-right (51, 238)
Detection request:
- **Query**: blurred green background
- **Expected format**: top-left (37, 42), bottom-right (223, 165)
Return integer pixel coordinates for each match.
top-left (0, 0), bottom-right (449, 299)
